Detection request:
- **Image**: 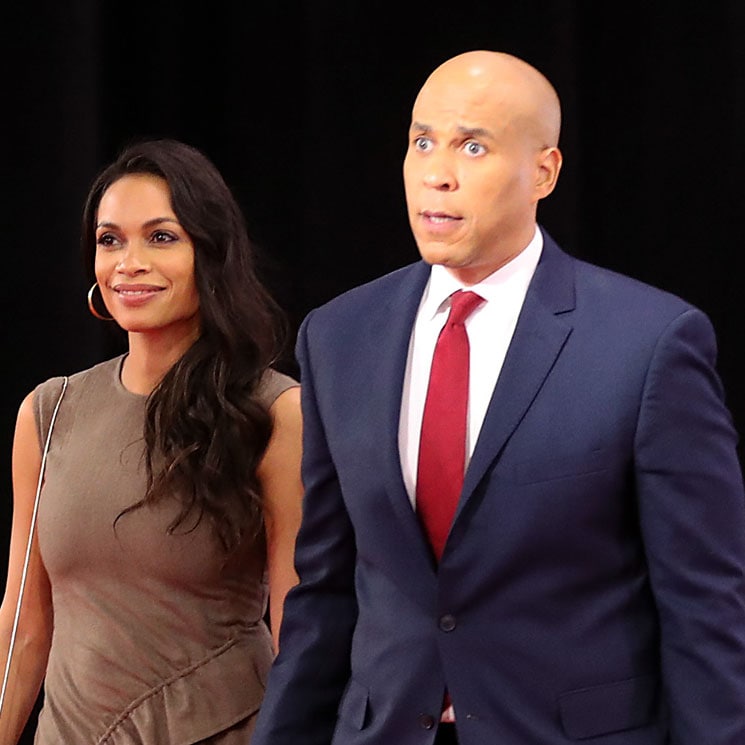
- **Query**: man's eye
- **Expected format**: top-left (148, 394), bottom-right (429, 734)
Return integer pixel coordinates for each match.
top-left (414, 136), bottom-right (433, 152)
top-left (464, 141), bottom-right (486, 156)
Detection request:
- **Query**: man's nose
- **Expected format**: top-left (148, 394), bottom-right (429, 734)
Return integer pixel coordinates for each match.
top-left (422, 152), bottom-right (457, 191)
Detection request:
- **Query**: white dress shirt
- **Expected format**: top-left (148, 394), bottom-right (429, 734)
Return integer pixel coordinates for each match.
top-left (398, 226), bottom-right (543, 507)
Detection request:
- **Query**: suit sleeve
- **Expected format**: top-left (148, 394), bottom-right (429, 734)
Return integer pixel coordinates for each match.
top-left (252, 310), bottom-right (359, 745)
top-left (635, 307), bottom-right (745, 744)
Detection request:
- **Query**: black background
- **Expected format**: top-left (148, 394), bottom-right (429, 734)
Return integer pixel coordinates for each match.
top-left (2, 3), bottom-right (744, 741)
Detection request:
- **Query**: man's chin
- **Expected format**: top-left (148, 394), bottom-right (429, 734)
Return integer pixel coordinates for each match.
top-left (415, 241), bottom-right (463, 268)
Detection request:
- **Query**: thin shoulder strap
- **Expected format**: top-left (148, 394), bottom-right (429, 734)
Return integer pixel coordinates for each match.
top-left (0, 376), bottom-right (68, 714)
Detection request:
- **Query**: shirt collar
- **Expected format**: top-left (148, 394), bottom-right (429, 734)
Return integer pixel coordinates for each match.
top-left (420, 225), bottom-right (544, 321)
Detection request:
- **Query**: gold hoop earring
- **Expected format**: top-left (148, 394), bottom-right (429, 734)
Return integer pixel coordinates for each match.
top-left (87, 282), bottom-right (114, 321)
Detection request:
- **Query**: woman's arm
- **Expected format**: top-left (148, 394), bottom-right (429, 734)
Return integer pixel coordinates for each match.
top-left (257, 386), bottom-right (303, 652)
top-left (0, 392), bottom-right (54, 744)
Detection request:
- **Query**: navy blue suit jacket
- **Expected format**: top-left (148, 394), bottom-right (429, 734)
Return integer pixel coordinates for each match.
top-left (253, 231), bottom-right (745, 744)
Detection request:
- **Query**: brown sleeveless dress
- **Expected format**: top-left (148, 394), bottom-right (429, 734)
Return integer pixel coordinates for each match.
top-left (31, 356), bottom-right (298, 744)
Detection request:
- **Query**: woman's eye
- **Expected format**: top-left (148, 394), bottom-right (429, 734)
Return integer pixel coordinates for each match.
top-left (151, 230), bottom-right (177, 244)
top-left (464, 141), bottom-right (486, 156)
top-left (96, 233), bottom-right (119, 248)
top-left (413, 136), bottom-right (433, 152)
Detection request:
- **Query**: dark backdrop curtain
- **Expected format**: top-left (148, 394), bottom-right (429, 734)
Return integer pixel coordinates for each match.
top-left (2, 3), bottom-right (744, 742)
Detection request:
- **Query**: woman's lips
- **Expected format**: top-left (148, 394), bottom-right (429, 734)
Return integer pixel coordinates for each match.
top-left (111, 284), bottom-right (164, 306)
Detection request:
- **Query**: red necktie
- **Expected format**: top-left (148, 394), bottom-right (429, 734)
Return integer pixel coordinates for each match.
top-left (416, 290), bottom-right (485, 561)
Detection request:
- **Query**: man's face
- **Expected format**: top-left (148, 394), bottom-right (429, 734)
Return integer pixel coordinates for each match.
top-left (403, 68), bottom-right (546, 285)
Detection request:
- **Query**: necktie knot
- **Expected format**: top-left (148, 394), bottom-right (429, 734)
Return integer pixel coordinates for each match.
top-left (447, 290), bottom-right (484, 327)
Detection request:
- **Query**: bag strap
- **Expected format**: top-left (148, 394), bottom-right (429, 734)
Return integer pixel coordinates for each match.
top-left (0, 375), bottom-right (68, 714)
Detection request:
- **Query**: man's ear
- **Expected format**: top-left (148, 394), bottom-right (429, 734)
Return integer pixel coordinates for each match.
top-left (535, 146), bottom-right (562, 199)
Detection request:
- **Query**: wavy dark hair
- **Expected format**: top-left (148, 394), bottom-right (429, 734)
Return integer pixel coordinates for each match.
top-left (82, 138), bottom-right (287, 552)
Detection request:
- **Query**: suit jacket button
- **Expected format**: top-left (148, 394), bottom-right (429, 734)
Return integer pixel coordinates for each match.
top-left (439, 614), bottom-right (456, 632)
top-left (418, 714), bottom-right (436, 730)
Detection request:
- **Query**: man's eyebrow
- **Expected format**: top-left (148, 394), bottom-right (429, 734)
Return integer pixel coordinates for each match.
top-left (456, 126), bottom-right (495, 139)
top-left (408, 122), bottom-right (496, 140)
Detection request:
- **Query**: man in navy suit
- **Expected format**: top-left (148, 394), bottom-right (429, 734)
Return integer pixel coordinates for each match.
top-left (252, 50), bottom-right (745, 744)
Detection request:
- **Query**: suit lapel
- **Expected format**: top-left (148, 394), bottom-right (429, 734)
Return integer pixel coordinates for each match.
top-left (457, 234), bottom-right (576, 518)
top-left (363, 262), bottom-right (440, 583)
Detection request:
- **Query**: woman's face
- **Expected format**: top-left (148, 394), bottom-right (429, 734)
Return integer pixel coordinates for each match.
top-left (94, 173), bottom-right (200, 345)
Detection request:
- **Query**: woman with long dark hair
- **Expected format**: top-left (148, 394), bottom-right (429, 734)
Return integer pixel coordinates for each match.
top-left (0, 139), bottom-right (303, 743)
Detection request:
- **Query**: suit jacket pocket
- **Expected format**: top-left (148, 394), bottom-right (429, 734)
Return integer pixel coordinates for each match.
top-left (337, 678), bottom-right (369, 731)
top-left (512, 448), bottom-right (610, 484)
top-left (558, 673), bottom-right (659, 740)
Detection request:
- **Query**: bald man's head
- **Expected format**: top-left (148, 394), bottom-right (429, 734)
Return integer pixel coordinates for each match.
top-left (416, 50), bottom-right (562, 149)
top-left (403, 50), bottom-right (563, 284)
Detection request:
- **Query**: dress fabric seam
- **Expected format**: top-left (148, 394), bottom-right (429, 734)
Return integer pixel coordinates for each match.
top-left (97, 634), bottom-right (242, 743)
